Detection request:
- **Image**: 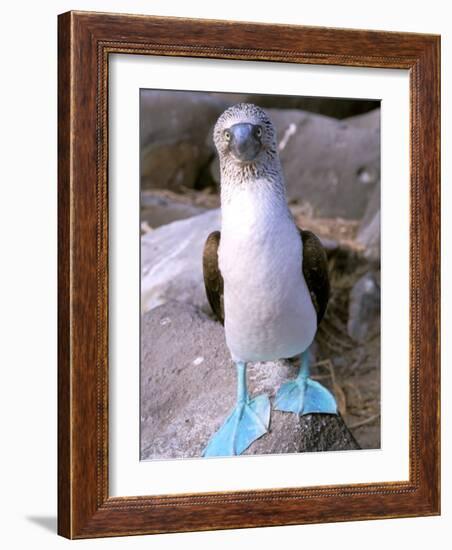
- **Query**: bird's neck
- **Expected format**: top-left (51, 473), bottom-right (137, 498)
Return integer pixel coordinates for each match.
top-left (220, 155), bottom-right (286, 200)
top-left (220, 169), bottom-right (293, 234)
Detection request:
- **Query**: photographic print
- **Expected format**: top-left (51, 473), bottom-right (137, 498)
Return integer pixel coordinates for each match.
top-left (140, 90), bottom-right (381, 460)
top-left (58, 12), bottom-right (440, 537)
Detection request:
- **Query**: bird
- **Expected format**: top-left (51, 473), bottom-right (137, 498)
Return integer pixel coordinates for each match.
top-left (202, 103), bottom-right (337, 457)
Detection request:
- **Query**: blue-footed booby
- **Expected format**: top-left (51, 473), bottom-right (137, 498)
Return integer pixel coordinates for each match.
top-left (202, 103), bottom-right (337, 457)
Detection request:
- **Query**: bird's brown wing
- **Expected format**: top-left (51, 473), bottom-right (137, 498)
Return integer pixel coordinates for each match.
top-left (203, 231), bottom-right (224, 325)
top-left (299, 228), bottom-right (330, 324)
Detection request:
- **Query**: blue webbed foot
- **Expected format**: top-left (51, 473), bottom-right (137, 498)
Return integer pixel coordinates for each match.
top-left (274, 350), bottom-right (337, 415)
top-left (203, 361), bottom-right (271, 457)
top-left (203, 393), bottom-right (270, 457)
top-left (274, 377), bottom-right (337, 415)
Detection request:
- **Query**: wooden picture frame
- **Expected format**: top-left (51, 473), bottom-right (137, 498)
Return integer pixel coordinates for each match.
top-left (58, 10), bottom-right (440, 539)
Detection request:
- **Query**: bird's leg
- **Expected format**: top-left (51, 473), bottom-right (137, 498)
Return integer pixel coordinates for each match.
top-left (203, 361), bottom-right (271, 457)
top-left (274, 349), bottom-right (337, 415)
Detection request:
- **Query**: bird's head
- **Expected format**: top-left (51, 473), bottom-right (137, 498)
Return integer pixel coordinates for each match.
top-left (213, 103), bottom-right (278, 170)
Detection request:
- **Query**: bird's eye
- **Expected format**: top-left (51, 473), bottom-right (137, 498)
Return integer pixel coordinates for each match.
top-left (255, 126), bottom-right (262, 138)
top-left (224, 130), bottom-right (231, 141)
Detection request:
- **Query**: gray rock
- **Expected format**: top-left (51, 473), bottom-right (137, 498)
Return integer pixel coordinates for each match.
top-left (141, 190), bottom-right (207, 230)
top-left (358, 180), bottom-right (380, 230)
top-left (357, 210), bottom-right (380, 262)
top-left (345, 108), bottom-right (381, 130)
top-left (141, 210), bottom-right (220, 314)
top-left (357, 184), bottom-right (380, 261)
top-left (347, 272), bottom-right (380, 342)
top-left (140, 91), bottom-right (227, 191)
top-left (141, 301), bottom-right (359, 459)
top-left (271, 108), bottom-right (380, 220)
top-left (211, 108), bottom-right (380, 220)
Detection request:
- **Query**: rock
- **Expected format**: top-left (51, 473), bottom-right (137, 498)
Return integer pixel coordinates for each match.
top-left (141, 190), bottom-right (207, 230)
top-left (140, 91), bottom-right (227, 191)
top-left (141, 301), bottom-right (359, 459)
top-left (141, 210), bottom-right (220, 314)
top-left (211, 108), bottom-right (380, 220)
top-left (358, 181), bottom-right (380, 230)
top-left (347, 272), bottom-right (380, 342)
top-left (345, 108), bottom-right (381, 130)
top-left (244, 412), bottom-right (360, 455)
top-left (357, 210), bottom-right (380, 262)
top-left (357, 183), bottom-right (380, 261)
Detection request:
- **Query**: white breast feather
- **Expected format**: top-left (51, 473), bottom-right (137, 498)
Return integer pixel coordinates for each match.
top-left (219, 180), bottom-right (317, 362)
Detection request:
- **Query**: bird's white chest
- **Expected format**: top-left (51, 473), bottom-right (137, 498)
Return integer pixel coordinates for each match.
top-left (219, 186), bottom-right (317, 362)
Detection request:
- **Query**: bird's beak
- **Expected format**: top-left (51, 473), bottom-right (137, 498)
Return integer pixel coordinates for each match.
top-left (229, 123), bottom-right (262, 162)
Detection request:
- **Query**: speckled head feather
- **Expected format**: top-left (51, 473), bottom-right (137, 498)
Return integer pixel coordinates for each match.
top-left (213, 103), bottom-right (282, 188)
top-left (213, 103), bottom-right (277, 153)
